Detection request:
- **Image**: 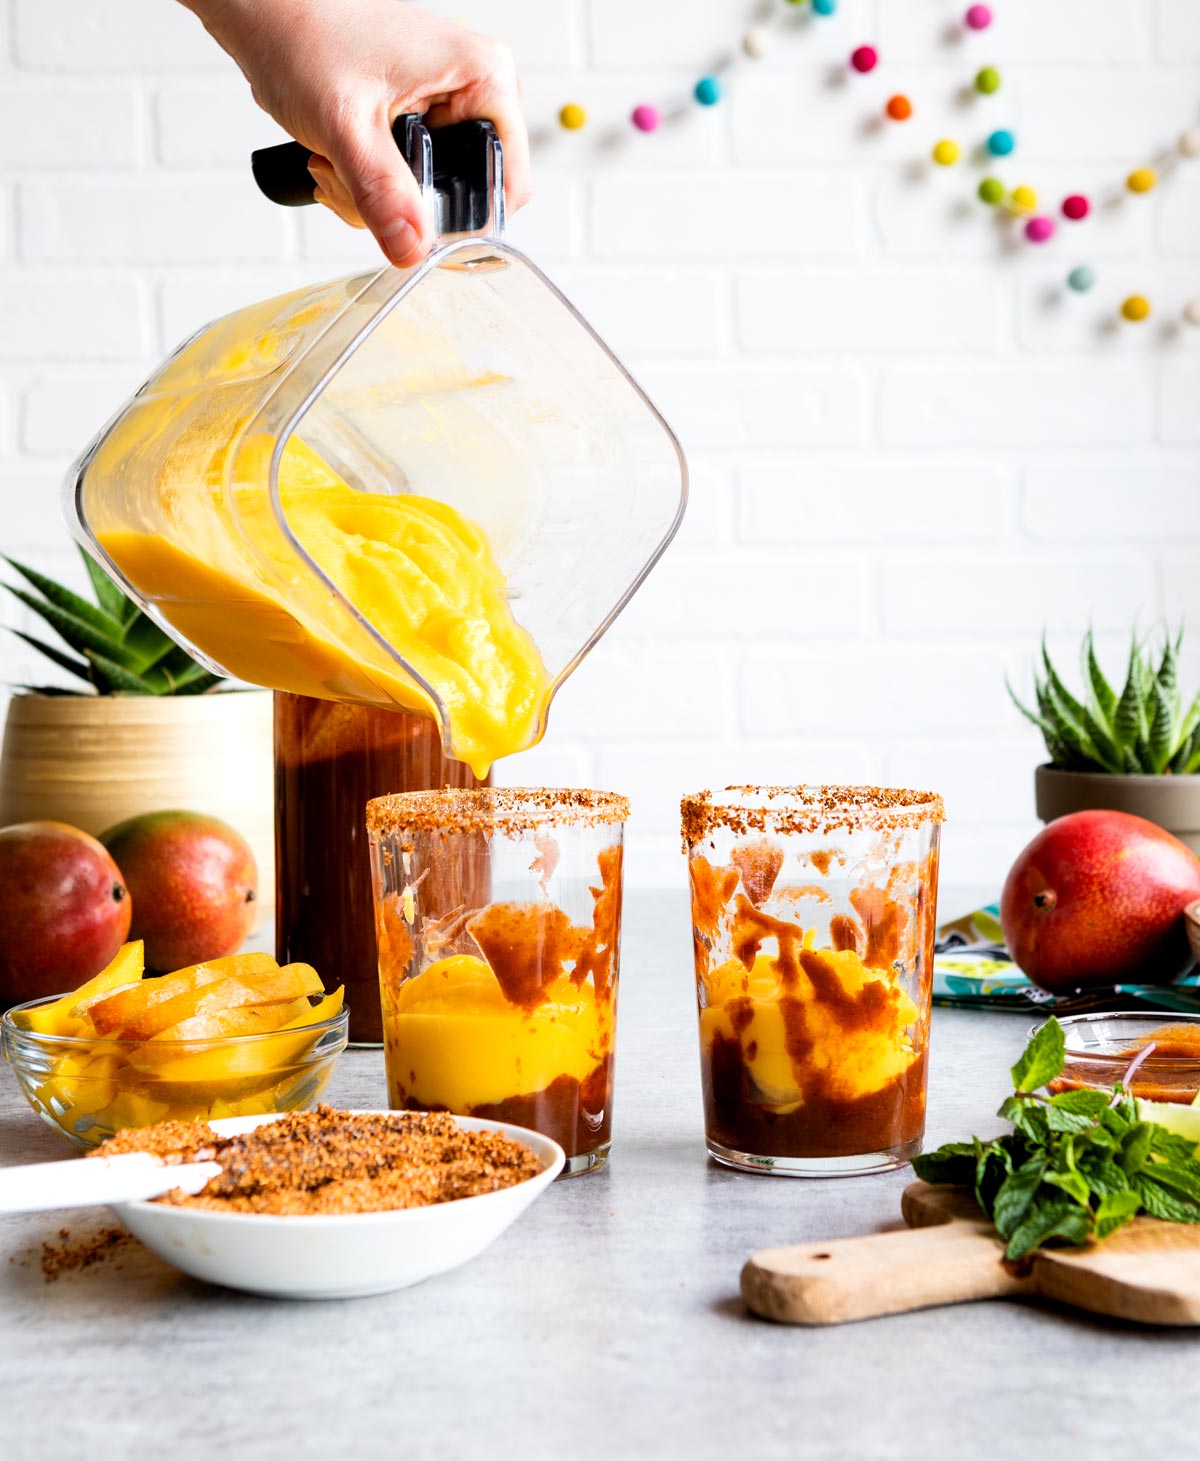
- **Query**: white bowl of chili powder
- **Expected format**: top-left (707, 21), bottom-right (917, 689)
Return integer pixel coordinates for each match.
top-left (104, 1107), bottom-right (565, 1299)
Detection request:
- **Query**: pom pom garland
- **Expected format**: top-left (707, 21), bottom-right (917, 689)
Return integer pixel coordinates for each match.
top-left (548, 2), bottom-right (1200, 292)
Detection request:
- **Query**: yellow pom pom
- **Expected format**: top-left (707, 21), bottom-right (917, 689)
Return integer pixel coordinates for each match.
top-left (1120, 294), bottom-right (1151, 323)
top-left (1010, 185), bottom-right (1038, 213)
top-left (559, 103), bottom-right (587, 131)
top-left (932, 139), bottom-right (960, 166)
top-left (1126, 167), bottom-right (1157, 194)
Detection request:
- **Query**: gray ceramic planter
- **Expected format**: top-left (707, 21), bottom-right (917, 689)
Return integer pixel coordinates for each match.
top-left (1035, 764), bottom-right (1200, 855)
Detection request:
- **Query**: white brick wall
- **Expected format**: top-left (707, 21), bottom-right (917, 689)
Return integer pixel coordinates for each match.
top-left (0, 0), bottom-right (1197, 894)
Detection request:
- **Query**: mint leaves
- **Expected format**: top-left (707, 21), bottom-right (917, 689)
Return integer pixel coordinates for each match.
top-left (1009, 1017), bottom-right (1066, 1094)
top-left (912, 1017), bottom-right (1200, 1260)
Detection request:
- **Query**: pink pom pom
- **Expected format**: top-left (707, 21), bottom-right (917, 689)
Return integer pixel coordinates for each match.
top-left (965, 5), bottom-right (992, 29)
top-left (631, 104), bottom-right (660, 133)
top-left (1025, 216), bottom-right (1055, 244)
top-left (850, 45), bottom-right (878, 74)
top-left (1062, 194), bottom-right (1090, 222)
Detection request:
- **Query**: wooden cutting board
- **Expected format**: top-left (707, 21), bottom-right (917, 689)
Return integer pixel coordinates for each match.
top-left (741, 1181), bottom-right (1200, 1326)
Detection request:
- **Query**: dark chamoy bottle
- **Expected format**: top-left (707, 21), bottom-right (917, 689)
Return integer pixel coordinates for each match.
top-left (274, 693), bottom-right (486, 1043)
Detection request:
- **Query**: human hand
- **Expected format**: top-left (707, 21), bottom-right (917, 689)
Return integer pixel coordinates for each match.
top-left (181, 0), bottom-right (531, 266)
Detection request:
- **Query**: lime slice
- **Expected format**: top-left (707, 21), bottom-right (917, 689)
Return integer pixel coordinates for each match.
top-left (1136, 1098), bottom-right (1200, 1147)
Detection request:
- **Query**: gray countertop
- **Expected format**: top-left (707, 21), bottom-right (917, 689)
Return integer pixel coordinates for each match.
top-left (2, 887), bottom-right (1198, 1460)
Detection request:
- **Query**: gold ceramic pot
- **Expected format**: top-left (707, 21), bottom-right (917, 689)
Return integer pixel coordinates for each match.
top-left (0, 690), bottom-right (275, 927)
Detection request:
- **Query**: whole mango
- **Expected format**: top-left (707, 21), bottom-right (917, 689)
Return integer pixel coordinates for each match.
top-left (0, 821), bottom-right (132, 1004)
top-left (101, 811), bottom-right (257, 972)
top-left (1000, 809), bottom-right (1200, 992)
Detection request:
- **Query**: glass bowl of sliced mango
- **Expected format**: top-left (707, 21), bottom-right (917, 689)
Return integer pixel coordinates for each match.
top-left (1, 941), bottom-right (347, 1149)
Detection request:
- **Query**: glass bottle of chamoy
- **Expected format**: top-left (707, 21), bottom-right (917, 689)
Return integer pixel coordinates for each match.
top-left (275, 695), bottom-right (486, 1044)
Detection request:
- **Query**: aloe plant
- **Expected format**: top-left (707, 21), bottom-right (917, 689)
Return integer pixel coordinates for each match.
top-left (1009, 629), bottom-right (1200, 776)
top-left (3, 550), bottom-right (223, 696)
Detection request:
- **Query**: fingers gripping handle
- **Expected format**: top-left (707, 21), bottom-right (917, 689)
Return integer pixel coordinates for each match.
top-left (741, 1222), bottom-right (1031, 1326)
top-left (250, 115), bottom-right (505, 239)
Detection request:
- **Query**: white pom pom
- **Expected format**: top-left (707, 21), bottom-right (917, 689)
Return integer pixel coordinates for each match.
top-left (743, 26), bottom-right (772, 60)
top-left (1183, 298), bottom-right (1200, 328)
top-left (1178, 129), bottom-right (1200, 159)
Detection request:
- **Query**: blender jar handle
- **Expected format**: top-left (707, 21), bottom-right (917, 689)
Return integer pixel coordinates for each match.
top-left (250, 114), bottom-right (505, 240)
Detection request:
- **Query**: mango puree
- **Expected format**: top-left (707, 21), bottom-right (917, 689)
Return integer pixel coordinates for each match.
top-left (700, 940), bottom-right (919, 1115)
top-left (99, 436), bottom-right (548, 778)
top-left (382, 954), bottom-right (606, 1111)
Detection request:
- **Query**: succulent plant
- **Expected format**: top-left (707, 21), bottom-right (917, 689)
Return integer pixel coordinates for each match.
top-left (3, 550), bottom-right (223, 696)
top-left (1009, 629), bottom-right (1200, 776)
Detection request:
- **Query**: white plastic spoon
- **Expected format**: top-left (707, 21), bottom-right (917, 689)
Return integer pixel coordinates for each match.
top-left (0, 1153), bottom-right (222, 1215)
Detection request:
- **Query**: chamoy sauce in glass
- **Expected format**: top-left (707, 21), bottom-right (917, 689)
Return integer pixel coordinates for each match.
top-left (1046, 1014), bottom-right (1200, 1106)
top-left (275, 694), bottom-right (486, 1043)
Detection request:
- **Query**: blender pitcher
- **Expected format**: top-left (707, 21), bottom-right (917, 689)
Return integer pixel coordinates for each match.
top-left (61, 116), bottom-right (687, 1039)
top-left (63, 116), bottom-right (688, 776)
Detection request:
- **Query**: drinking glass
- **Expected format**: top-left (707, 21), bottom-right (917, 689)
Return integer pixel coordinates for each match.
top-left (367, 788), bottom-right (628, 1175)
top-left (681, 785), bottom-right (944, 1176)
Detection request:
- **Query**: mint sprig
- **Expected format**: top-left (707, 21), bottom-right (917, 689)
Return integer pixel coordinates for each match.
top-left (913, 1017), bottom-right (1200, 1260)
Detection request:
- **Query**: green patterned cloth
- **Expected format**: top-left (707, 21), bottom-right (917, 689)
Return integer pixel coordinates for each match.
top-left (933, 903), bottom-right (1200, 1014)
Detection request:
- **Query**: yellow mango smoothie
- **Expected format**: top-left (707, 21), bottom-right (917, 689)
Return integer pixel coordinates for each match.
top-left (384, 954), bottom-right (608, 1113)
top-left (98, 435), bottom-right (548, 778)
top-left (370, 795), bottom-right (626, 1163)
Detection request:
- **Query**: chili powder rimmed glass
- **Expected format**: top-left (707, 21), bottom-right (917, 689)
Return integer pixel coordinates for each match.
top-left (366, 788), bottom-right (628, 1176)
top-left (681, 785), bottom-right (945, 1177)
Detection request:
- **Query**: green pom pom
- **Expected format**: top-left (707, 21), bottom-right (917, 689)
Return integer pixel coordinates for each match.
top-left (978, 177), bottom-right (1006, 206)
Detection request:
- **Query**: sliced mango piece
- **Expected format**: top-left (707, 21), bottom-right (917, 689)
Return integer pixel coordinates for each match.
top-left (152, 993), bottom-right (313, 1044)
top-left (19, 941), bottom-right (146, 1037)
top-left (100, 961), bottom-right (319, 1042)
top-left (89, 951), bottom-right (279, 1035)
top-left (279, 986), bottom-right (344, 1030)
top-left (124, 996), bottom-right (314, 1079)
top-left (91, 965), bottom-right (232, 1036)
top-left (158, 951), bottom-right (279, 984)
top-left (71, 942), bottom-right (145, 1017)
